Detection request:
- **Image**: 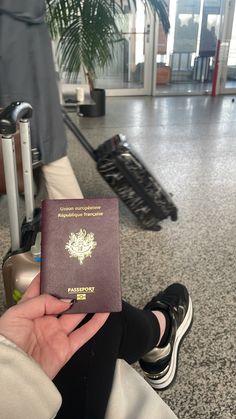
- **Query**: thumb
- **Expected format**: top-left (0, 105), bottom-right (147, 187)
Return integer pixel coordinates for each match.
top-left (19, 274), bottom-right (40, 303)
top-left (12, 294), bottom-right (72, 319)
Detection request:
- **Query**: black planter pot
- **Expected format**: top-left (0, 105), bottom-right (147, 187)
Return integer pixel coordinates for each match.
top-left (79, 88), bottom-right (106, 117)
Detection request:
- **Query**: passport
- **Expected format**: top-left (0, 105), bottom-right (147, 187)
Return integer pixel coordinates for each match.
top-left (40, 198), bottom-right (121, 313)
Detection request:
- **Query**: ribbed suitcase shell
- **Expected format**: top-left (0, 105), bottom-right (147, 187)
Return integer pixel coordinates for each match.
top-left (63, 110), bottom-right (177, 231)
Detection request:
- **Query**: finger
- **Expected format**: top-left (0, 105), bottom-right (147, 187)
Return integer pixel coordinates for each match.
top-left (68, 313), bottom-right (110, 355)
top-left (59, 313), bottom-right (87, 334)
top-left (19, 273), bottom-right (40, 303)
top-left (13, 294), bottom-right (72, 319)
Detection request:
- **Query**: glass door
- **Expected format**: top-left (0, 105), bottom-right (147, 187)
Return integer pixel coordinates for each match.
top-left (218, 0), bottom-right (236, 93)
top-left (60, 0), bottom-right (235, 98)
top-left (153, 0), bottom-right (223, 96)
top-left (95, 0), bottom-right (154, 96)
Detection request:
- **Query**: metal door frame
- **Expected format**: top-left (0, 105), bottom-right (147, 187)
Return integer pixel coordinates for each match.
top-left (216, 0), bottom-right (236, 94)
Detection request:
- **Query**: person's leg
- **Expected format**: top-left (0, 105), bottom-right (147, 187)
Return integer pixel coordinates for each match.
top-left (54, 284), bottom-right (192, 419)
top-left (42, 155), bottom-right (84, 199)
top-left (54, 301), bottom-right (162, 419)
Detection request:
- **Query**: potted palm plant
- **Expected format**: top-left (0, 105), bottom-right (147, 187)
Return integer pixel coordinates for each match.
top-left (46, 0), bottom-right (170, 116)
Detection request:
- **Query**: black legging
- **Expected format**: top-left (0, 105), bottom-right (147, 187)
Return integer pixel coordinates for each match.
top-left (54, 301), bottom-right (160, 419)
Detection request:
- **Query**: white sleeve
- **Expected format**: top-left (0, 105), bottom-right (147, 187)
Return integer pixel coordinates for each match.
top-left (105, 359), bottom-right (178, 419)
top-left (0, 335), bottom-right (62, 419)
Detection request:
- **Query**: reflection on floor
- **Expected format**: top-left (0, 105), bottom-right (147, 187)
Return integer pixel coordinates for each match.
top-left (90, 76), bottom-right (213, 93)
top-left (156, 81), bottom-right (213, 94)
top-left (86, 77), bottom-right (236, 94)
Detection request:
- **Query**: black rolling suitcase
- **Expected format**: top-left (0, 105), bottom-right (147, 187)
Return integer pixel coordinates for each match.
top-left (0, 102), bottom-right (41, 307)
top-left (62, 109), bottom-right (178, 231)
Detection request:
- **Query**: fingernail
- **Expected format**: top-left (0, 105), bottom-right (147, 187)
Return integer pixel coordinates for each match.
top-left (60, 298), bottom-right (74, 304)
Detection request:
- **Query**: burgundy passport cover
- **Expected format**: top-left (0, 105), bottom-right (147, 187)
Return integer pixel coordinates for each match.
top-left (40, 198), bottom-right (121, 313)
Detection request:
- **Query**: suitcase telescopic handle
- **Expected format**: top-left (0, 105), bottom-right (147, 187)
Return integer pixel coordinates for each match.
top-left (0, 101), bottom-right (33, 135)
top-left (0, 102), bottom-right (34, 251)
top-left (61, 107), bottom-right (98, 161)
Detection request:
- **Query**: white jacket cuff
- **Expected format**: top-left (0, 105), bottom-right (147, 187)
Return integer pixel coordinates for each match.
top-left (0, 335), bottom-right (62, 419)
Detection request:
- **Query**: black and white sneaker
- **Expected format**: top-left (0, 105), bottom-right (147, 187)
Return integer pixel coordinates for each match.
top-left (139, 283), bottom-right (193, 390)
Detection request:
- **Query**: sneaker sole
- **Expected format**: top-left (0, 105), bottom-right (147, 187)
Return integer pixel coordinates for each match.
top-left (146, 296), bottom-right (193, 390)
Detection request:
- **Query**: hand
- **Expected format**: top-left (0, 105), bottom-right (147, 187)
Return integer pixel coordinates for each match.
top-left (0, 274), bottom-right (109, 379)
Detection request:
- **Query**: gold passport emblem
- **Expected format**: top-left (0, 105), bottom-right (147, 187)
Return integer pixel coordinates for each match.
top-left (65, 229), bottom-right (97, 264)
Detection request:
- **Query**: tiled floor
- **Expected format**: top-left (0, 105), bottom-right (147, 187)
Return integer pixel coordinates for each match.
top-left (0, 95), bottom-right (236, 418)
